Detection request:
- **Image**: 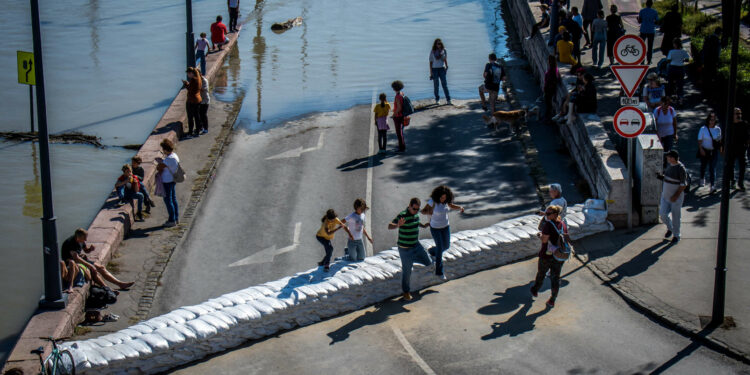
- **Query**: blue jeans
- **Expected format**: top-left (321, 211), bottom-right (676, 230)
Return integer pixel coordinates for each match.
top-left (659, 194), bottom-right (684, 238)
top-left (316, 235), bottom-right (334, 266)
top-left (398, 243), bottom-right (433, 293)
top-left (196, 49), bottom-right (206, 76)
top-left (123, 190), bottom-right (144, 214)
top-left (429, 226), bottom-right (450, 276)
top-left (592, 34), bottom-right (606, 67)
top-left (163, 181), bottom-right (178, 222)
top-left (347, 239), bottom-right (366, 261)
top-left (431, 67), bottom-right (450, 102)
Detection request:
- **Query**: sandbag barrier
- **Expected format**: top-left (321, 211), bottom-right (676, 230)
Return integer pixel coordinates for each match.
top-left (61, 204), bottom-right (611, 374)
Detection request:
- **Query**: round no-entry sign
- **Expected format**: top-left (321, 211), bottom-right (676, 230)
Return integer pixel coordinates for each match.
top-left (613, 106), bottom-right (646, 138)
top-left (614, 35), bottom-right (646, 65)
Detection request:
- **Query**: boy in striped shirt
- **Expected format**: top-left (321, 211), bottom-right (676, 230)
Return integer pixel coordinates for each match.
top-left (389, 198), bottom-right (432, 301)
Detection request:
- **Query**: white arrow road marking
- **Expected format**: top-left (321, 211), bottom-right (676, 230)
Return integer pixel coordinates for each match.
top-left (228, 222), bottom-right (302, 267)
top-left (266, 132), bottom-right (325, 160)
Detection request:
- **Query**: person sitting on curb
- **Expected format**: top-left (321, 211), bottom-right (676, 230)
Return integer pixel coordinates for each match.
top-left (61, 228), bottom-right (135, 290)
top-left (131, 156), bottom-right (156, 214)
top-left (211, 15), bottom-right (229, 51)
top-left (528, 4), bottom-right (550, 39)
top-left (556, 31), bottom-right (578, 67)
top-left (657, 150), bottom-right (687, 243)
top-left (551, 67), bottom-right (585, 123)
top-left (115, 164), bottom-right (145, 221)
top-left (389, 198), bottom-right (432, 301)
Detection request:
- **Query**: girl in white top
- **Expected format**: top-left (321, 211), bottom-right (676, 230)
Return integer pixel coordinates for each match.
top-left (341, 199), bottom-right (373, 261)
top-left (157, 139), bottom-right (181, 227)
top-left (697, 111), bottom-right (722, 192)
top-left (421, 185), bottom-right (464, 279)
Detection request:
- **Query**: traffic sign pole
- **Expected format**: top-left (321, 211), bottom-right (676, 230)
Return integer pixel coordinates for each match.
top-left (627, 138), bottom-right (633, 230)
top-left (29, 85), bottom-right (34, 133)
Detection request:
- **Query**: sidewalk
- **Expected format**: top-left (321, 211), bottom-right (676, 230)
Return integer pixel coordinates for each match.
top-left (567, 0), bottom-right (750, 362)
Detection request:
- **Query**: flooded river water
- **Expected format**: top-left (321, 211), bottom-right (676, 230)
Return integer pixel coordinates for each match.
top-left (0, 0), bottom-right (508, 362)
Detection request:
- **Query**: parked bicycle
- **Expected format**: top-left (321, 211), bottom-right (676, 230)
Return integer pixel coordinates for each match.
top-left (31, 337), bottom-right (75, 375)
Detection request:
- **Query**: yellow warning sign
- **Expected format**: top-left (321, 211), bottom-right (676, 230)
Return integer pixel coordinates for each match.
top-left (17, 51), bottom-right (35, 85)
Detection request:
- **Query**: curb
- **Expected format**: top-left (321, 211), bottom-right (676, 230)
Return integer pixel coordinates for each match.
top-left (574, 251), bottom-right (750, 365)
top-left (1, 26), bottom-right (244, 375)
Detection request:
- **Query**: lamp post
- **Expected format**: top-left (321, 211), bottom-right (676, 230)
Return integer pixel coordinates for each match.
top-left (186, 0), bottom-right (195, 68)
top-left (549, 0), bottom-right (559, 47)
top-left (711, 0), bottom-right (741, 327)
top-left (30, 0), bottom-right (65, 309)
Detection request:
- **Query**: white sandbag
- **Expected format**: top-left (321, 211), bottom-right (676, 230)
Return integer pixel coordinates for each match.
top-left (182, 304), bottom-right (213, 316)
top-left (171, 308), bottom-right (198, 321)
top-left (209, 296), bottom-right (236, 307)
top-left (185, 318), bottom-right (218, 339)
top-left (198, 314), bottom-right (231, 331)
top-left (153, 327), bottom-right (187, 345)
top-left (130, 323), bottom-right (154, 335)
top-left (141, 319), bottom-right (168, 331)
top-left (247, 299), bottom-right (275, 315)
top-left (138, 333), bottom-right (170, 351)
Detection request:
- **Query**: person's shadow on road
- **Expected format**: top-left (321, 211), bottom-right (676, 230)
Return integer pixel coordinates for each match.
top-left (326, 289), bottom-right (437, 345)
top-left (607, 240), bottom-right (676, 284)
top-left (337, 152), bottom-right (396, 172)
top-left (478, 282), bottom-right (567, 340)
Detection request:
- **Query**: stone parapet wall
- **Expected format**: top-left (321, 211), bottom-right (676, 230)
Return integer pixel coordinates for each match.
top-left (504, 0), bottom-right (630, 227)
top-left (62, 205), bottom-right (612, 374)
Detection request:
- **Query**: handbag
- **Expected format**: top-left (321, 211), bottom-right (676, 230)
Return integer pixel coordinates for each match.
top-left (173, 164), bottom-right (186, 183)
top-left (545, 219), bottom-right (571, 262)
top-left (697, 126), bottom-right (720, 159)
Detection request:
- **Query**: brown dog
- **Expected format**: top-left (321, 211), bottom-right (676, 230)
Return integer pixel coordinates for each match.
top-left (482, 106), bottom-right (539, 131)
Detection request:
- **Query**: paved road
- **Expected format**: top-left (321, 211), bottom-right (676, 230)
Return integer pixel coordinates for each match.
top-left (168, 256), bottom-right (749, 375)
top-left (153, 99), bottom-right (541, 314)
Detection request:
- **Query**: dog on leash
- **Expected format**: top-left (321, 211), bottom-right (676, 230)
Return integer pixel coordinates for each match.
top-left (482, 106), bottom-right (540, 131)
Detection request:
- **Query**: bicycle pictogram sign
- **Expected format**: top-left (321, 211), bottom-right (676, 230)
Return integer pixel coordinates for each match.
top-left (613, 35), bottom-right (646, 65)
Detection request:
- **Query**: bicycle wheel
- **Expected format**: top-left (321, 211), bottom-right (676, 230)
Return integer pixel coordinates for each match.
top-left (49, 350), bottom-right (76, 375)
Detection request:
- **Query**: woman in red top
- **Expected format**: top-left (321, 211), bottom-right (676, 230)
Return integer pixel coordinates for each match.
top-left (182, 67), bottom-right (203, 137)
top-left (391, 80), bottom-right (406, 152)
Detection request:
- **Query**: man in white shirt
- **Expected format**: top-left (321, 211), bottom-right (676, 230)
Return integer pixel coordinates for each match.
top-left (342, 199), bottom-right (373, 261)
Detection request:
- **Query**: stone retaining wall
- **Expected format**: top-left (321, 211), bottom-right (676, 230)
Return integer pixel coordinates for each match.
top-left (504, 0), bottom-right (630, 227)
top-left (1, 28), bottom-right (243, 375)
top-left (61, 205), bottom-right (612, 374)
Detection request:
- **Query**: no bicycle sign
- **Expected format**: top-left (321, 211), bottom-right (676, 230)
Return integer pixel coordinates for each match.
top-left (614, 35), bottom-right (646, 65)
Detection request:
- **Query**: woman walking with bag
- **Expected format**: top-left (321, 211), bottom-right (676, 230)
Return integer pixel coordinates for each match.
top-left (422, 185), bottom-right (464, 280)
top-left (697, 111), bottom-right (722, 193)
top-left (157, 139), bottom-right (181, 227)
top-left (429, 38), bottom-right (451, 105)
top-left (530, 205), bottom-right (569, 308)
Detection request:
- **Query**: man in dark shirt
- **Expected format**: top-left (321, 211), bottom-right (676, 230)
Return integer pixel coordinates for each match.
top-left (389, 198), bottom-right (432, 301)
top-left (530, 205), bottom-right (567, 308)
top-left (131, 156), bottom-right (155, 212)
top-left (728, 108), bottom-right (749, 191)
top-left (478, 53), bottom-right (506, 113)
top-left (61, 228), bottom-right (135, 290)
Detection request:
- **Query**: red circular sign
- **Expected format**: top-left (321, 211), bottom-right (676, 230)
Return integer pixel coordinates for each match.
top-left (613, 35), bottom-right (646, 65)
top-left (613, 106), bottom-right (646, 138)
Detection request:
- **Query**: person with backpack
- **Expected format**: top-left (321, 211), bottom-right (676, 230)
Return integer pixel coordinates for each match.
top-left (429, 38), bottom-right (451, 105)
top-left (478, 53), bottom-right (506, 113)
top-left (316, 209), bottom-right (353, 272)
top-left (530, 205), bottom-right (569, 308)
top-left (654, 96), bottom-right (678, 153)
top-left (157, 139), bottom-right (181, 227)
top-left (391, 80), bottom-right (412, 153)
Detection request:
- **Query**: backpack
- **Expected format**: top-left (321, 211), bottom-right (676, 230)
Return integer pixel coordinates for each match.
top-left (545, 219), bottom-right (571, 262)
top-left (173, 164), bottom-right (186, 183)
top-left (490, 63), bottom-right (505, 85)
top-left (401, 95), bottom-right (415, 117)
top-left (86, 285), bottom-right (118, 309)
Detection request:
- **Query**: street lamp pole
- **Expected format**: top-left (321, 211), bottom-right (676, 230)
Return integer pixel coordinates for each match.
top-left (711, 0), bottom-right (741, 327)
top-left (186, 0), bottom-right (195, 68)
top-left (549, 0), bottom-right (559, 47)
top-left (30, 0), bottom-right (65, 309)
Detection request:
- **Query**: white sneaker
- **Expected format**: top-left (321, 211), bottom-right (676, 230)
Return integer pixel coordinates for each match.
top-left (437, 274), bottom-right (448, 281)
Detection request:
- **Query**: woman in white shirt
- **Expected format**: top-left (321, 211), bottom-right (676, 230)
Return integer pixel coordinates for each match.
top-left (421, 185), bottom-right (464, 280)
top-left (429, 39), bottom-right (451, 105)
top-left (157, 139), bottom-right (181, 227)
top-left (697, 111), bottom-right (722, 192)
top-left (666, 37), bottom-right (690, 103)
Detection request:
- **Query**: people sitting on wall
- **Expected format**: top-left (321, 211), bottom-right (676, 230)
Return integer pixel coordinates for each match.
top-left (528, 4), bottom-right (551, 39)
top-left (556, 32), bottom-right (579, 68)
top-left (573, 73), bottom-right (597, 114)
top-left (131, 156), bottom-right (156, 214)
top-left (115, 164), bottom-right (145, 221)
top-left (60, 228), bottom-right (135, 292)
top-left (551, 67), bottom-right (585, 123)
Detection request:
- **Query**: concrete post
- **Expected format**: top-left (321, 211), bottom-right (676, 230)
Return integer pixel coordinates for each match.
top-left (634, 134), bottom-right (663, 224)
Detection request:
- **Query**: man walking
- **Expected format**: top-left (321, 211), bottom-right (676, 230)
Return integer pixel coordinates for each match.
top-left (727, 108), bottom-right (749, 191)
top-left (389, 198), bottom-right (432, 301)
top-left (637, 0), bottom-right (659, 64)
top-left (478, 53), bottom-right (505, 113)
top-left (659, 150), bottom-right (687, 243)
top-left (228, 0), bottom-right (240, 33)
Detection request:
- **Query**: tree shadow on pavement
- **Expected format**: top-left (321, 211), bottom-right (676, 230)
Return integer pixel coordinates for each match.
top-left (384, 108), bottom-right (539, 219)
top-left (326, 290), bottom-right (437, 345)
top-left (477, 281), bottom-right (570, 340)
top-left (606, 240), bottom-right (676, 284)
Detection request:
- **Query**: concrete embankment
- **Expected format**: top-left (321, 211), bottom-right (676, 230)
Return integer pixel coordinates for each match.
top-left (61, 205), bottom-right (611, 374)
top-left (1, 28), bottom-right (243, 375)
top-left (504, 0), bottom-right (630, 227)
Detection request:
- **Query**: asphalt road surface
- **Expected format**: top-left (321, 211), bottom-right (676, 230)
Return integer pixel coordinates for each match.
top-left (168, 256), bottom-right (750, 375)
top-left (153, 98), bottom-right (541, 314)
